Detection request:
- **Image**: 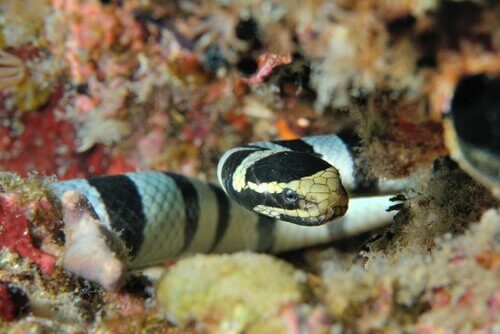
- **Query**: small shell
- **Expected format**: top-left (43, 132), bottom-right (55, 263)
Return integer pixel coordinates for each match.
top-left (0, 50), bottom-right (25, 89)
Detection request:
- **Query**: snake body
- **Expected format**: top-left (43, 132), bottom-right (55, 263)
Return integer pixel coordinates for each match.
top-left (50, 134), bottom-right (407, 270)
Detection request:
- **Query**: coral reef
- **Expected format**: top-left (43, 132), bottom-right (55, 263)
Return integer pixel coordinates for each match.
top-left (0, 0), bottom-right (498, 332)
top-left (325, 210), bottom-right (498, 333)
top-left (309, 162), bottom-right (498, 333)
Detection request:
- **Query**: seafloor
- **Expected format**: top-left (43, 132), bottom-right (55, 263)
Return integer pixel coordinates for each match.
top-left (0, 0), bottom-right (498, 333)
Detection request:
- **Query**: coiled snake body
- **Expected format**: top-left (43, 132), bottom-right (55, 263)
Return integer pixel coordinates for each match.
top-left (50, 134), bottom-right (406, 276)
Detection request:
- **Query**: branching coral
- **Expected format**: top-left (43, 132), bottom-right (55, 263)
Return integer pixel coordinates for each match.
top-left (177, 0), bottom-right (250, 64)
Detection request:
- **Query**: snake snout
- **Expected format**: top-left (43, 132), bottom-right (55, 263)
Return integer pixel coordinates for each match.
top-left (300, 166), bottom-right (349, 221)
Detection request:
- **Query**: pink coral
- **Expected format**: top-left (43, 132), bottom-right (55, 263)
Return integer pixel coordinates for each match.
top-left (247, 53), bottom-right (292, 85)
top-left (52, 1), bottom-right (144, 83)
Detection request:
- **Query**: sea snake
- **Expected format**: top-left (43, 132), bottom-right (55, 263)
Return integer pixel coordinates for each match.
top-left (49, 134), bottom-right (407, 289)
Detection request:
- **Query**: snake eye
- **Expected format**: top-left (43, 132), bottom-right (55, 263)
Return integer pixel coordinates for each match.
top-left (283, 188), bottom-right (298, 203)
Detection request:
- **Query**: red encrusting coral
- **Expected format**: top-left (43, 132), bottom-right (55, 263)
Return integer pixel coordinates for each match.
top-left (0, 195), bottom-right (56, 275)
top-left (0, 86), bottom-right (133, 179)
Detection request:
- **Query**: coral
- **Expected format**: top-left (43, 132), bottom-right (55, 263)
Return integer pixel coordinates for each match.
top-left (0, 282), bottom-right (29, 321)
top-left (0, 49), bottom-right (63, 116)
top-left (0, 0), bottom-right (498, 181)
top-left (0, 2), bottom-right (65, 114)
top-left (355, 93), bottom-right (447, 178)
top-left (0, 99), bottom-right (130, 179)
top-left (48, 1), bottom-right (144, 84)
top-left (0, 173), bottom-right (103, 325)
top-left (315, 208), bottom-right (499, 333)
top-left (247, 52), bottom-right (292, 85)
top-left (367, 159), bottom-right (497, 256)
top-left (0, 0), bottom-right (52, 48)
top-left (0, 248), bottom-right (104, 325)
top-left (5, 316), bottom-right (84, 333)
top-left (93, 310), bottom-right (179, 334)
top-left (156, 253), bottom-right (306, 331)
top-left (74, 108), bottom-right (132, 152)
top-left (176, 1), bottom-right (251, 64)
top-left (60, 190), bottom-right (127, 291)
top-left (0, 192), bottom-right (57, 276)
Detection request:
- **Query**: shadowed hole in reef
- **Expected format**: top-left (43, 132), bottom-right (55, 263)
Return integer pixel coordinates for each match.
top-left (415, 1), bottom-right (492, 68)
top-left (237, 57), bottom-right (258, 76)
top-left (1, 282), bottom-right (29, 319)
top-left (386, 14), bottom-right (416, 40)
top-left (235, 18), bottom-right (258, 40)
top-left (434, 0), bottom-right (487, 49)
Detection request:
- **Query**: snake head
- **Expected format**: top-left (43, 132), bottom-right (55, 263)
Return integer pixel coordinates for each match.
top-left (251, 167), bottom-right (349, 226)
top-left (238, 151), bottom-right (349, 226)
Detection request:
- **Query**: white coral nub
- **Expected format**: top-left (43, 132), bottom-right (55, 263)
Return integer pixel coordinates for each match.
top-left (61, 190), bottom-right (127, 291)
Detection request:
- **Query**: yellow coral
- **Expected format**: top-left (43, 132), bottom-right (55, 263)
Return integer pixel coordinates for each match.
top-left (0, 0), bottom-right (52, 47)
top-left (156, 252), bottom-right (306, 332)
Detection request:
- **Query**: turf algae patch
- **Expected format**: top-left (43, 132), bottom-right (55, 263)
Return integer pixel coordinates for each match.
top-left (367, 158), bottom-right (497, 257)
top-left (156, 252), bottom-right (306, 332)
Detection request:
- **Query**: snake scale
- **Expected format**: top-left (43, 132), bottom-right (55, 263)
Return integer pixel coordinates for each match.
top-left (49, 133), bottom-right (407, 280)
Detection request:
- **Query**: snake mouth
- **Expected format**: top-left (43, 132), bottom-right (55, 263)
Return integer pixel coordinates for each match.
top-left (276, 204), bottom-right (348, 226)
top-left (325, 204), bottom-right (348, 221)
top-left (313, 204), bottom-right (348, 225)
